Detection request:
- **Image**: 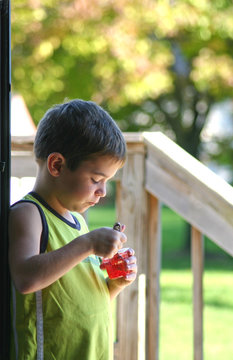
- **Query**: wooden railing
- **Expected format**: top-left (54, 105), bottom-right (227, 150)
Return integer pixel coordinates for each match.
top-left (11, 132), bottom-right (233, 360)
top-left (114, 132), bottom-right (233, 360)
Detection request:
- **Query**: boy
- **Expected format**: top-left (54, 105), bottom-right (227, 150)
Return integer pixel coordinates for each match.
top-left (8, 99), bottom-right (137, 360)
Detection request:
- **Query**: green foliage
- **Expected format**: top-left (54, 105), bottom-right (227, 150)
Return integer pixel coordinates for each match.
top-left (12, 0), bottom-right (233, 165)
top-left (12, 0), bottom-right (233, 117)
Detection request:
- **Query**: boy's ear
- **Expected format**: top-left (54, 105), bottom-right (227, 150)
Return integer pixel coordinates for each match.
top-left (47, 152), bottom-right (65, 177)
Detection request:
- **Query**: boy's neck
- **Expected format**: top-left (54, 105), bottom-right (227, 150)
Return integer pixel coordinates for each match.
top-left (32, 182), bottom-right (75, 224)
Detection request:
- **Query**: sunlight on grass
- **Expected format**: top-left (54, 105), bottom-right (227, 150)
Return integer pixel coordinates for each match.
top-left (160, 271), bottom-right (193, 360)
top-left (204, 304), bottom-right (233, 360)
top-left (160, 270), bottom-right (233, 360)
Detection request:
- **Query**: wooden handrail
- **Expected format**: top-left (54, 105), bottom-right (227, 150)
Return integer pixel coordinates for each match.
top-left (143, 131), bottom-right (233, 257)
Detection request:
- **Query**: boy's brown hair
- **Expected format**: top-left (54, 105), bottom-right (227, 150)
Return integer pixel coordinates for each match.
top-left (34, 99), bottom-right (126, 170)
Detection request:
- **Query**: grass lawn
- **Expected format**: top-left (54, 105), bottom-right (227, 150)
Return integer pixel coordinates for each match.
top-left (160, 270), bottom-right (233, 360)
top-left (87, 203), bottom-right (233, 359)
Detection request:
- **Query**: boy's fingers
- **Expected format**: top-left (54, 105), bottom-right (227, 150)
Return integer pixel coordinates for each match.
top-left (120, 233), bottom-right (127, 244)
top-left (125, 255), bottom-right (136, 264)
top-left (125, 272), bottom-right (137, 281)
top-left (126, 263), bottom-right (137, 272)
top-left (121, 224), bottom-right (126, 232)
top-left (127, 248), bottom-right (134, 256)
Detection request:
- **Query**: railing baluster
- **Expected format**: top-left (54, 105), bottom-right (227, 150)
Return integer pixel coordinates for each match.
top-left (191, 226), bottom-right (204, 360)
top-left (146, 194), bottom-right (161, 360)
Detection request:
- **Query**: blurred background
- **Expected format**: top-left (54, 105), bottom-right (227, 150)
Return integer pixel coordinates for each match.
top-left (11, 0), bottom-right (233, 182)
top-left (11, 1), bottom-right (233, 359)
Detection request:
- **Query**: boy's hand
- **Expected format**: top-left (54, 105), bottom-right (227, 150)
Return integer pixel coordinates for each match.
top-left (88, 227), bottom-right (127, 258)
top-left (107, 250), bottom-right (138, 300)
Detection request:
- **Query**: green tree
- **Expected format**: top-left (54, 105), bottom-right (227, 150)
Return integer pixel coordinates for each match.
top-left (12, 0), bottom-right (233, 161)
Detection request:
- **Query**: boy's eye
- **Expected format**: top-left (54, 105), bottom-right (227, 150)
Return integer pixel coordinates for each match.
top-left (91, 178), bottom-right (100, 184)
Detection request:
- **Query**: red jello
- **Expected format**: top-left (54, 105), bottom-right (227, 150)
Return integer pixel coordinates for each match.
top-left (100, 248), bottom-right (133, 279)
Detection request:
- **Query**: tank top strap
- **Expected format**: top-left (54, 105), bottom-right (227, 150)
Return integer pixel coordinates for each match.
top-left (11, 199), bottom-right (48, 254)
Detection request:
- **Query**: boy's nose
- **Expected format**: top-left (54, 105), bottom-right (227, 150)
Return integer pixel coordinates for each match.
top-left (95, 183), bottom-right (106, 197)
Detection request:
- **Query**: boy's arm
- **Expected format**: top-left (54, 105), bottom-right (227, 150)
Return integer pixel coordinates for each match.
top-left (8, 202), bottom-right (126, 294)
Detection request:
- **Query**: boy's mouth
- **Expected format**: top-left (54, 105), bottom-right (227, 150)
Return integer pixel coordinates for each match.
top-left (88, 201), bottom-right (98, 206)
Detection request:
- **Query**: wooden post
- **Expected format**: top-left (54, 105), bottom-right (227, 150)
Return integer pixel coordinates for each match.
top-left (115, 139), bottom-right (147, 360)
top-left (191, 226), bottom-right (204, 360)
top-left (146, 194), bottom-right (161, 360)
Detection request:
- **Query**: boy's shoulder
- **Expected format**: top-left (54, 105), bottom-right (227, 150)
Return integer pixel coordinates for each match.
top-left (10, 196), bottom-right (47, 223)
top-left (10, 199), bottom-right (42, 215)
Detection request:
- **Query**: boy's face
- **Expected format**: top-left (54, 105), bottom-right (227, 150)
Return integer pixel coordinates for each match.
top-left (57, 155), bottom-right (122, 213)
